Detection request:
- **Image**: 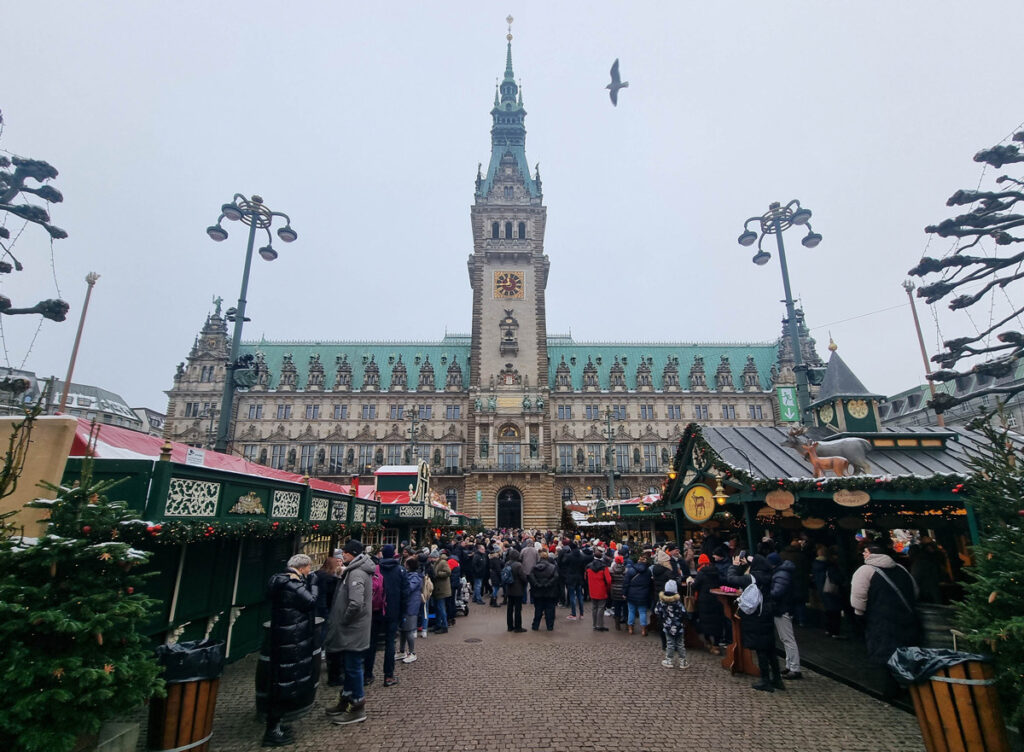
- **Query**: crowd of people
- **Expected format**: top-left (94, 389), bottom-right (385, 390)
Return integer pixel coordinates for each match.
top-left (260, 527), bottom-right (927, 746)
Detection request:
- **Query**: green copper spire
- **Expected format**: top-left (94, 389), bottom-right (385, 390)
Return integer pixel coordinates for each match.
top-left (476, 18), bottom-right (540, 200)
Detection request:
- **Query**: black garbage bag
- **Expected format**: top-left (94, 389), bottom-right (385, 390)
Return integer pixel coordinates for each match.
top-left (888, 647), bottom-right (989, 685)
top-left (154, 639), bottom-right (226, 683)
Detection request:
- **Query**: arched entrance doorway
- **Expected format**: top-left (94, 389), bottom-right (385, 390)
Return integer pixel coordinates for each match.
top-left (496, 487), bottom-right (522, 529)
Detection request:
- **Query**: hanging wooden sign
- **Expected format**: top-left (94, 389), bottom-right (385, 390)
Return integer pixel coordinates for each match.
top-left (802, 517), bottom-right (826, 530)
top-left (765, 489), bottom-right (795, 510)
top-left (756, 505), bottom-right (776, 517)
top-left (833, 489), bottom-right (870, 508)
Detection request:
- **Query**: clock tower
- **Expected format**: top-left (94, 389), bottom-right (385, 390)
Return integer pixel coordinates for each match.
top-left (465, 25), bottom-right (555, 529)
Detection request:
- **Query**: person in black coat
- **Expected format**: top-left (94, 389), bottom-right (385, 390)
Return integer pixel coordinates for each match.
top-left (563, 543), bottom-right (587, 620)
top-left (727, 554), bottom-right (782, 692)
top-left (364, 545), bottom-right (408, 687)
top-left (264, 554), bottom-right (318, 746)
top-left (767, 552), bottom-right (803, 680)
top-left (470, 544), bottom-right (489, 604)
top-left (528, 550), bottom-right (562, 631)
top-left (691, 554), bottom-right (726, 654)
top-left (623, 555), bottom-right (653, 635)
top-left (488, 547), bottom-right (504, 607)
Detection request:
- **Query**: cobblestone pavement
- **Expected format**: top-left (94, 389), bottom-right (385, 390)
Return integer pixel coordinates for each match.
top-left (147, 603), bottom-right (925, 752)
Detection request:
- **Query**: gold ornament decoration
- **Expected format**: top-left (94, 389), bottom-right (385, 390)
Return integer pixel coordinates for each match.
top-left (103, 663), bottom-right (114, 674)
top-left (53, 668), bottom-right (64, 679)
top-left (49, 562), bottom-right (57, 578)
top-left (988, 591), bottom-right (998, 604)
top-left (95, 632), bottom-right (104, 646)
top-left (98, 552), bottom-right (112, 561)
top-left (819, 404), bottom-right (835, 424)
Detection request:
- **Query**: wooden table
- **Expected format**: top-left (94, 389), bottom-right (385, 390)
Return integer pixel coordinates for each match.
top-left (711, 588), bottom-right (759, 677)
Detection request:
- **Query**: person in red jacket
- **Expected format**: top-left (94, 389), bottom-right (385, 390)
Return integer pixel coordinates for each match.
top-left (585, 548), bottom-right (613, 631)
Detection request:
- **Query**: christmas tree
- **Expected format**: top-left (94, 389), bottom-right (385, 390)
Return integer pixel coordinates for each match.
top-left (0, 424), bottom-right (164, 751)
top-left (955, 420), bottom-right (1024, 728)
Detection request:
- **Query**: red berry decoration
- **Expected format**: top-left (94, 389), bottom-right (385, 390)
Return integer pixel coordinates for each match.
top-left (126, 587), bottom-right (134, 594)
top-left (82, 526), bottom-right (91, 535)
top-left (1017, 509), bottom-right (1024, 517)
top-left (272, 521), bottom-right (279, 528)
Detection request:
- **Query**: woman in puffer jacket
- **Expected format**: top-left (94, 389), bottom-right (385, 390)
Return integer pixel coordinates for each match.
top-left (727, 554), bottom-right (782, 692)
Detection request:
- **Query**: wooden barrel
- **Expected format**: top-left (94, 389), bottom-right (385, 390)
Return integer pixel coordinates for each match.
top-left (918, 604), bottom-right (956, 650)
top-left (147, 678), bottom-right (220, 752)
top-left (908, 660), bottom-right (1010, 752)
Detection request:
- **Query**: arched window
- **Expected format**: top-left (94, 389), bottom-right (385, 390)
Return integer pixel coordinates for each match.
top-left (492, 222), bottom-right (499, 239)
top-left (498, 424), bottom-right (520, 439)
top-left (505, 222), bottom-right (513, 239)
top-left (561, 486), bottom-right (573, 502)
top-left (445, 487), bottom-right (457, 510)
top-left (647, 485), bottom-right (659, 496)
top-left (619, 487), bottom-right (632, 500)
top-left (518, 221), bottom-right (526, 239)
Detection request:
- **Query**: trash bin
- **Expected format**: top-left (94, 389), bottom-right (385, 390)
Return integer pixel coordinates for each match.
top-left (255, 617), bottom-right (322, 722)
top-left (889, 647), bottom-right (1011, 752)
top-left (147, 640), bottom-right (225, 752)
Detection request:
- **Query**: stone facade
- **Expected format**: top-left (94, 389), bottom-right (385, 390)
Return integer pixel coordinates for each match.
top-left (164, 39), bottom-right (822, 531)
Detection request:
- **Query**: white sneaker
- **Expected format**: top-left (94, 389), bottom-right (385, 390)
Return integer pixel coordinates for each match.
top-left (677, 659), bottom-right (690, 669)
top-left (604, 608), bottom-right (613, 617)
top-left (566, 615), bottom-right (577, 621)
top-left (395, 651), bottom-right (407, 661)
top-left (661, 659), bottom-right (674, 668)
top-left (402, 653), bottom-right (417, 663)
top-left (418, 630), bottom-right (426, 639)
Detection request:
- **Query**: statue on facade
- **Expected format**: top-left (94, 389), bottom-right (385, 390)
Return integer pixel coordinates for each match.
top-left (480, 438), bottom-right (489, 458)
top-left (522, 395), bottom-right (532, 410)
top-left (529, 435), bottom-right (538, 458)
top-left (474, 397), bottom-right (482, 412)
top-left (487, 395), bottom-right (497, 411)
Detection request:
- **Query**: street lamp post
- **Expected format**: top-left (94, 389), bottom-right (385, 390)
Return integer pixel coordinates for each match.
top-left (57, 272), bottom-right (100, 415)
top-left (598, 408), bottom-right (617, 500)
top-left (738, 200), bottom-right (822, 426)
top-left (207, 194), bottom-right (297, 453)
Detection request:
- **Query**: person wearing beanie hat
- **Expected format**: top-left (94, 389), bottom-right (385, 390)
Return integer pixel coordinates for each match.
top-left (654, 577), bottom-right (688, 668)
top-left (585, 547), bottom-right (613, 631)
top-left (324, 539), bottom-right (375, 725)
top-left (363, 541), bottom-right (408, 689)
top-left (692, 552), bottom-right (725, 655)
top-left (767, 549), bottom-right (803, 681)
top-left (609, 553), bottom-right (628, 630)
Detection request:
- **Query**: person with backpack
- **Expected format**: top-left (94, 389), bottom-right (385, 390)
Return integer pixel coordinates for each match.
top-left (363, 544), bottom-right (407, 689)
top-left (727, 553), bottom-right (781, 692)
top-left (504, 548), bottom-right (527, 632)
top-left (324, 539), bottom-right (374, 726)
top-left (396, 556), bottom-right (423, 665)
top-left (428, 550), bottom-right (451, 634)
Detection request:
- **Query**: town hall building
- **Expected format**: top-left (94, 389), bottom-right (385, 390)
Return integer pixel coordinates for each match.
top-left (164, 36), bottom-right (823, 530)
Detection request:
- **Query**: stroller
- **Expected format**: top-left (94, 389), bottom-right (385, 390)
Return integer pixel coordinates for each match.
top-left (454, 579), bottom-right (472, 617)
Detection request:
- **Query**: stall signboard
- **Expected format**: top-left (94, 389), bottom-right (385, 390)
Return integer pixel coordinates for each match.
top-left (777, 387), bottom-right (799, 422)
top-left (683, 484), bottom-right (714, 524)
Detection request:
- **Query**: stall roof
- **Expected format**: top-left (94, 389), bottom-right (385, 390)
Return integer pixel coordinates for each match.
top-left (701, 425), bottom-right (1010, 480)
top-left (68, 419), bottom-right (377, 498)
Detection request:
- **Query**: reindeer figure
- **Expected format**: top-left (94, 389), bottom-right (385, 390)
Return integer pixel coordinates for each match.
top-left (692, 491), bottom-right (708, 518)
top-left (799, 442), bottom-right (849, 478)
top-left (782, 426), bottom-right (855, 477)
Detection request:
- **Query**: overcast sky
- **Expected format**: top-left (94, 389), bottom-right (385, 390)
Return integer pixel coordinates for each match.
top-left (4, 1), bottom-right (1024, 411)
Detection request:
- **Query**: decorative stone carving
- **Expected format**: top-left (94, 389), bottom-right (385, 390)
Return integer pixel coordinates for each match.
top-left (446, 357), bottom-right (463, 390)
top-left (334, 355), bottom-right (352, 391)
top-left (497, 362), bottom-right (521, 385)
top-left (715, 355), bottom-right (734, 392)
top-left (555, 356), bottom-right (571, 391)
top-left (582, 357), bottom-right (599, 391)
top-left (165, 478), bottom-right (220, 517)
top-left (363, 356), bottom-right (380, 391)
top-left (636, 357), bottom-right (653, 391)
top-left (499, 309), bottom-right (519, 356)
top-left (418, 356), bottom-right (435, 390)
top-left (609, 357), bottom-right (626, 391)
top-left (271, 490), bottom-right (301, 518)
top-left (391, 355), bottom-right (408, 391)
top-left (307, 354), bottom-right (324, 390)
top-left (279, 354), bottom-right (297, 390)
top-left (254, 351), bottom-right (270, 390)
top-left (689, 356), bottom-right (707, 391)
top-left (742, 355), bottom-right (760, 392)
top-left (663, 357), bottom-right (680, 391)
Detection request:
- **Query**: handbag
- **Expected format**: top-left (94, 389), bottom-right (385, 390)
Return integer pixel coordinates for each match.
top-left (823, 572), bottom-right (839, 595)
top-left (683, 582), bottom-right (696, 613)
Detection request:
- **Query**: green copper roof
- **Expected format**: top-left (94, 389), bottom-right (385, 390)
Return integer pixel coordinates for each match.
top-left (239, 337), bottom-right (471, 391)
top-left (545, 340), bottom-right (779, 391)
top-left (477, 39), bottom-right (540, 200)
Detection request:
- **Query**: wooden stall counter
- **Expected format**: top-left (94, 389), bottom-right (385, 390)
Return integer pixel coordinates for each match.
top-left (711, 588), bottom-right (759, 678)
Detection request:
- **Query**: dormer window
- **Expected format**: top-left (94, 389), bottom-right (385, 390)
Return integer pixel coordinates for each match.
top-left (907, 394), bottom-right (921, 409)
top-left (504, 186), bottom-right (514, 199)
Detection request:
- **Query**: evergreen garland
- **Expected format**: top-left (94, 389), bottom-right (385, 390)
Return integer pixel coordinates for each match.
top-left (113, 517), bottom-right (363, 546)
top-left (953, 423), bottom-right (1024, 727)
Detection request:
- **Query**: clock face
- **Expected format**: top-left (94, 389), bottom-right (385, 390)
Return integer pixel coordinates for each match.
top-left (493, 271), bottom-right (524, 299)
top-left (847, 399), bottom-right (869, 419)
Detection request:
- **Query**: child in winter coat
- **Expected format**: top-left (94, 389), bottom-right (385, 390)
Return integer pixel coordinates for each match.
top-left (653, 580), bottom-right (688, 668)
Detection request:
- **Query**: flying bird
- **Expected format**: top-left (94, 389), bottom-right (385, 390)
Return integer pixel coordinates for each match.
top-left (606, 58), bottom-right (629, 106)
